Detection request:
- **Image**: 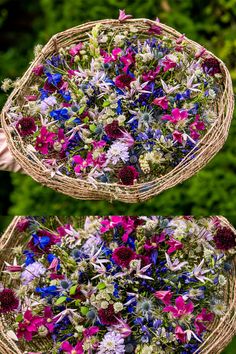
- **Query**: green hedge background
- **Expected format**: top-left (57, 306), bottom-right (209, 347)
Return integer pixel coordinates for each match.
top-left (0, 1), bottom-right (235, 351)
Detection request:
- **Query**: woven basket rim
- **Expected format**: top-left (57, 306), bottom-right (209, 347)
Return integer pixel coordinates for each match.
top-left (1, 19), bottom-right (234, 202)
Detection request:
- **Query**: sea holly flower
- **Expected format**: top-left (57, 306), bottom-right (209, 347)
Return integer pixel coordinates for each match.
top-left (154, 290), bottom-right (173, 305)
top-left (61, 341), bottom-right (84, 354)
top-left (163, 296), bottom-right (194, 319)
top-left (17, 310), bottom-right (43, 341)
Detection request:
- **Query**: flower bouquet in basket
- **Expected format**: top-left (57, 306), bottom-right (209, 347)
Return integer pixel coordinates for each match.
top-left (1, 10), bottom-right (234, 202)
top-left (0, 216), bottom-right (236, 354)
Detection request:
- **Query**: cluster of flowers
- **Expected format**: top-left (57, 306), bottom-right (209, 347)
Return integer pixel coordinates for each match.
top-left (5, 11), bottom-right (223, 185)
top-left (1, 216), bottom-right (236, 354)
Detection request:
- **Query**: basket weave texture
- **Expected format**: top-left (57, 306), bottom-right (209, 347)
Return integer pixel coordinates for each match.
top-left (1, 19), bottom-right (234, 203)
top-left (0, 216), bottom-right (236, 354)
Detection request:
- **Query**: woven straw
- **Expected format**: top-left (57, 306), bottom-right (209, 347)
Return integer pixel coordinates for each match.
top-left (0, 216), bottom-right (236, 353)
top-left (1, 19), bottom-right (234, 203)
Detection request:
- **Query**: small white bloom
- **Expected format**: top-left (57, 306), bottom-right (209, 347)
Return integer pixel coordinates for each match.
top-left (97, 331), bottom-right (125, 354)
top-left (106, 142), bottom-right (129, 164)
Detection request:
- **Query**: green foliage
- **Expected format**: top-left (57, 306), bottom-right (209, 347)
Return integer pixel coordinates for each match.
top-left (0, 2), bottom-right (236, 350)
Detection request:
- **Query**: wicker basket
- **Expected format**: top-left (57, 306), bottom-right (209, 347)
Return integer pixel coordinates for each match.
top-left (0, 20), bottom-right (234, 204)
top-left (0, 216), bottom-right (236, 354)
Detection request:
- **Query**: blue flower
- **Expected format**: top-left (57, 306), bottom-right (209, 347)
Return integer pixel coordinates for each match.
top-left (47, 253), bottom-right (60, 270)
top-left (32, 233), bottom-right (50, 249)
top-left (23, 250), bottom-right (35, 265)
top-left (46, 72), bottom-right (62, 85)
top-left (59, 90), bottom-right (71, 102)
top-left (50, 108), bottom-right (69, 121)
top-left (35, 285), bottom-right (59, 298)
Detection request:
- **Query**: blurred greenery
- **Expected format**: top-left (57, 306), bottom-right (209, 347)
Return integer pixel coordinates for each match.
top-left (0, 1), bottom-right (236, 350)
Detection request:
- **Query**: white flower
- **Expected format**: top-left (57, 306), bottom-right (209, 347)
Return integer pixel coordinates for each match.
top-left (106, 142), bottom-right (129, 164)
top-left (211, 300), bottom-right (226, 315)
top-left (97, 331), bottom-right (125, 354)
top-left (165, 253), bottom-right (188, 271)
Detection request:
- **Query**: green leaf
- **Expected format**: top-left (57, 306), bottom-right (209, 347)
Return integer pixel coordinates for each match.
top-left (16, 314), bottom-right (23, 322)
top-left (97, 282), bottom-right (106, 290)
top-left (89, 123), bottom-right (96, 132)
top-left (102, 100), bottom-right (110, 107)
top-left (55, 296), bottom-right (67, 305)
top-left (79, 105), bottom-right (86, 114)
top-left (80, 306), bottom-right (89, 315)
top-left (69, 285), bottom-right (77, 295)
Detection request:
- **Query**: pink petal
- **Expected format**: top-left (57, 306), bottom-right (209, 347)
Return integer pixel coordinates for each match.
top-left (118, 9), bottom-right (133, 21)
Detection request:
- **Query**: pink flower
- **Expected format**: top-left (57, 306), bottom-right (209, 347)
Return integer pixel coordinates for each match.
top-left (144, 233), bottom-right (166, 252)
top-left (163, 296), bottom-right (194, 319)
top-left (73, 154), bottom-right (93, 174)
top-left (194, 308), bottom-right (214, 335)
top-left (83, 326), bottom-right (99, 338)
top-left (48, 257), bottom-right (59, 271)
top-left (35, 126), bottom-right (56, 155)
top-left (32, 65), bottom-right (44, 76)
top-left (69, 42), bottom-right (83, 57)
top-left (166, 238), bottom-right (183, 254)
top-left (176, 34), bottom-right (185, 44)
top-left (118, 9), bottom-right (133, 21)
top-left (43, 307), bottom-right (56, 333)
top-left (175, 326), bottom-right (186, 343)
top-left (154, 290), bottom-right (172, 305)
top-left (102, 48), bottom-right (122, 63)
top-left (162, 108), bottom-right (188, 124)
top-left (120, 51), bottom-right (135, 73)
top-left (195, 47), bottom-right (207, 59)
top-left (172, 130), bottom-right (183, 144)
top-left (17, 310), bottom-right (43, 341)
top-left (152, 96), bottom-right (168, 110)
top-left (148, 24), bottom-right (162, 35)
top-left (25, 95), bottom-right (38, 101)
top-left (112, 318), bottom-right (132, 338)
top-left (55, 128), bottom-right (69, 151)
top-left (61, 341), bottom-right (83, 354)
top-left (162, 56), bottom-right (177, 72)
top-left (142, 66), bottom-right (160, 82)
top-left (190, 115), bottom-right (205, 132)
top-left (115, 73), bottom-right (135, 89)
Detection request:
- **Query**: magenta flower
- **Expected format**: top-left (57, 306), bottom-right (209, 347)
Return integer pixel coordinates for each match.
top-left (16, 217), bottom-right (29, 232)
top-left (17, 310), bottom-right (43, 341)
top-left (120, 51), bottom-right (135, 73)
top-left (0, 289), bottom-right (19, 313)
top-left (144, 233), bottom-right (166, 252)
top-left (73, 153), bottom-right (93, 174)
top-left (118, 165), bottom-right (138, 185)
top-left (152, 95), bottom-right (168, 110)
top-left (103, 47), bottom-right (122, 63)
top-left (113, 318), bottom-right (132, 338)
top-left (98, 304), bottom-right (120, 325)
top-left (148, 24), bottom-right (162, 35)
top-left (194, 308), bottom-right (214, 335)
top-left (83, 326), bottom-right (99, 338)
top-left (43, 306), bottom-right (56, 333)
top-left (32, 64), bottom-right (44, 76)
top-left (142, 66), bottom-right (160, 82)
top-left (175, 326), bottom-right (186, 343)
top-left (105, 120), bottom-right (124, 139)
top-left (69, 42), bottom-right (83, 57)
top-left (195, 46), bottom-right (207, 59)
top-left (35, 126), bottom-right (56, 155)
top-left (172, 130), bottom-right (183, 144)
top-left (112, 246), bottom-right (136, 268)
top-left (56, 128), bottom-right (69, 151)
top-left (163, 296), bottom-right (194, 319)
top-left (190, 115), bottom-right (205, 140)
top-left (115, 74), bottom-right (135, 89)
top-left (162, 108), bottom-right (188, 124)
top-left (25, 95), bottom-right (38, 101)
top-left (162, 56), bottom-right (177, 72)
top-left (166, 238), bottom-right (183, 254)
top-left (118, 9), bottom-right (133, 21)
top-left (61, 341), bottom-right (83, 354)
top-left (154, 290), bottom-right (173, 305)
